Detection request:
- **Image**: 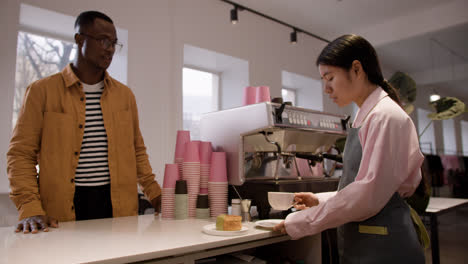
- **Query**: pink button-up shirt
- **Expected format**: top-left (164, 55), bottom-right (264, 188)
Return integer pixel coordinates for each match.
top-left (284, 87), bottom-right (424, 240)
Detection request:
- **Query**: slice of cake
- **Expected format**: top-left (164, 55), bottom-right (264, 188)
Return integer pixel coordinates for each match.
top-left (216, 214), bottom-right (242, 231)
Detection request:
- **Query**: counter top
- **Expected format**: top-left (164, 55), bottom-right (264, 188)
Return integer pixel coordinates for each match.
top-left (425, 197), bottom-right (468, 214)
top-left (0, 215), bottom-right (288, 264)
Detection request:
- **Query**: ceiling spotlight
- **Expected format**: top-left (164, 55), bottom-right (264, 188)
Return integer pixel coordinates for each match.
top-left (430, 93), bottom-right (441, 103)
top-left (230, 6), bottom-right (238, 24)
top-left (290, 29), bottom-right (297, 44)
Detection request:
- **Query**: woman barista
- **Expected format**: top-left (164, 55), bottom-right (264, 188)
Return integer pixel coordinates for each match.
top-left (273, 34), bottom-right (425, 263)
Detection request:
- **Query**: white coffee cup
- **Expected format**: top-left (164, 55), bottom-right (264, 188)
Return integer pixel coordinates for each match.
top-left (268, 192), bottom-right (295, 211)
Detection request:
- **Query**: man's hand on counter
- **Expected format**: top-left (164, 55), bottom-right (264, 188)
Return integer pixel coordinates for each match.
top-left (151, 195), bottom-right (161, 215)
top-left (15, 215), bottom-right (58, 234)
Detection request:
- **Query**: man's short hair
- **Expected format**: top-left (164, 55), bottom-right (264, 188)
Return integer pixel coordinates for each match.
top-left (74, 11), bottom-right (113, 32)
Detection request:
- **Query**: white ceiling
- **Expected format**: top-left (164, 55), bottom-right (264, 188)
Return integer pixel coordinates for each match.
top-left (228, 0), bottom-right (468, 103)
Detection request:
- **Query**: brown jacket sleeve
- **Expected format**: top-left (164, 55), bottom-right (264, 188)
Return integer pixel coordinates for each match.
top-left (129, 92), bottom-right (161, 201)
top-left (7, 82), bottom-right (46, 220)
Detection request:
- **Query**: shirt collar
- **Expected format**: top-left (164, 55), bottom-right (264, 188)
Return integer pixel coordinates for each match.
top-left (61, 63), bottom-right (112, 89)
top-left (353, 86), bottom-right (388, 128)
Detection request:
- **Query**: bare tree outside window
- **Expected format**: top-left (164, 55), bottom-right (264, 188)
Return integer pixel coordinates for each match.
top-left (13, 31), bottom-right (76, 126)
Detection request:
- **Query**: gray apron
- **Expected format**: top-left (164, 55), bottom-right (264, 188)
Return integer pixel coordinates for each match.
top-left (337, 127), bottom-right (425, 264)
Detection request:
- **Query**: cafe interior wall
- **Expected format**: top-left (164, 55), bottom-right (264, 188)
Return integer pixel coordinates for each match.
top-left (0, 0), bottom-right (353, 198)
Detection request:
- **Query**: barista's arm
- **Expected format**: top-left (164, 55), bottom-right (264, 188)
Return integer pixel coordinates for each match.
top-left (315, 191), bottom-right (336, 203)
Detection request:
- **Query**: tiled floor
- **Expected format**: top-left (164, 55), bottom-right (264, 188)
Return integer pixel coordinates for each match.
top-left (424, 206), bottom-right (468, 264)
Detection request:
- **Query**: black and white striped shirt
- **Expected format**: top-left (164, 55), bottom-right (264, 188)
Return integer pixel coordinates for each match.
top-left (75, 81), bottom-right (110, 186)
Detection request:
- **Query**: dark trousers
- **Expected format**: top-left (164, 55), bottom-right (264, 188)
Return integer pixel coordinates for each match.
top-left (74, 184), bottom-right (113, 221)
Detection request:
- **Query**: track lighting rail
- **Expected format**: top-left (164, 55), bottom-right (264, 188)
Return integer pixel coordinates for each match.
top-left (220, 0), bottom-right (330, 44)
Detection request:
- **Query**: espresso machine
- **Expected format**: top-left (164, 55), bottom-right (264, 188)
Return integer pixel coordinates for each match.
top-left (200, 102), bottom-right (349, 219)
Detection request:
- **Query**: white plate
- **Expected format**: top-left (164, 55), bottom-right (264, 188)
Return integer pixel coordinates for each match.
top-left (202, 224), bottom-right (248, 236)
top-left (254, 219), bottom-right (283, 229)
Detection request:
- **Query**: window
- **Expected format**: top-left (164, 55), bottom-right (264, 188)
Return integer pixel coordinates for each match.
top-left (417, 108), bottom-right (436, 154)
top-left (183, 67), bottom-right (219, 140)
top-left (462, 120), bottom-right (468, 156)
top-left (183, 44), bottom-right (248, 110)
top-left (13, 31), bottom-right (77, 126)
top-left (281, 71), bottom-right (323, 111)
top-left (442, 119), bottom-right (456, 154)
top-left (282, 88), bottom-right (296, 106)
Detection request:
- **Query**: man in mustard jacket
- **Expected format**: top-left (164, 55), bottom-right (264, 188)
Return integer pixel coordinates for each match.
top-left (7, 11), bottom-right (162, 233)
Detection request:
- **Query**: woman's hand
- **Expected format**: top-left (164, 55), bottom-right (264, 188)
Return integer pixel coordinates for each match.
top-left (294, 192), bottom-right (319, 210)
top-left (273, 220), bottom-right (287, 234)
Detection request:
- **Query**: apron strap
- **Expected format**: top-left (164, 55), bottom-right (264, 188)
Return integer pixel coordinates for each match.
top-left (409, 205), bottom-right (431, 249)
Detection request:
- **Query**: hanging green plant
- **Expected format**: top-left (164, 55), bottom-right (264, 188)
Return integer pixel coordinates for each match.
top-left (428, 96), bottom-right (465, 120)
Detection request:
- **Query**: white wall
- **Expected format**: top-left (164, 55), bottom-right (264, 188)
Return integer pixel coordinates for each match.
top-left (0, 0), bottom-right (20, 194)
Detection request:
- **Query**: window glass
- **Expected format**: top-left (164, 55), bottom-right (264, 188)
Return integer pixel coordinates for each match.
top-left (183, 67), bottom-right (219, 139)
top-left (462, 120), bottom-right (468, 156)
top-left (417, 108), bottom-right (436, 154)
top-left (442, 119), bottom-right (456, 154)
top-left (282, 88), bottom-right (296, 106)
top-left (13, 31), bottom-right (77, 126)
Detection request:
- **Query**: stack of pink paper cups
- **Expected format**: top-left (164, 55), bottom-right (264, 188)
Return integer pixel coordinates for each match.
top-left (199, 141), bottom-right (212, 195)
top-left (174, 130), bottom-right (190, 178)
top-left (183, 141), bottom-right (201, 218)
top-left (208, 152), bottom-right (228, 217)
top-left (242, 86), bottom-right (271, 106)
top-left (161, 164), bottom-right (179, 219)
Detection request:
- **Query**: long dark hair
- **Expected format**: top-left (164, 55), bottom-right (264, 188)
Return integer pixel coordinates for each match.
top-left (316, 34), bottom-right (401, 105)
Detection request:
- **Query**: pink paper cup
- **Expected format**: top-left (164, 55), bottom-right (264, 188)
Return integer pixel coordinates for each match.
top-left (311, 162), bottom-right (324, 178)
top-left (192, 140), bottom-right (201, 147)
top-left (174, 130), bottom-right (190, 160)
top-left (256, 86), bottom-right (271, 103)
top-left (296, 158), bottom-right (312, 177)
top-left (199, 141), bottom-right (213, 164)
top-left (209, 152), bottom-right (228, 182)
top-left (163, 164), bottom-right (180, 188)
top-left (184, 141), bottom-right (200, 163)
top-left (243, 86), bottom-right (257, 106)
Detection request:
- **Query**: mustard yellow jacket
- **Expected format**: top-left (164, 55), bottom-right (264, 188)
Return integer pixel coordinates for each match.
top-left (7, 64), bottom-right (161, 221)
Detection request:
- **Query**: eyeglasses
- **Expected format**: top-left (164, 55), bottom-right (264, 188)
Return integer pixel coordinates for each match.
top-left (79, 33), bottom-right (123, 52)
